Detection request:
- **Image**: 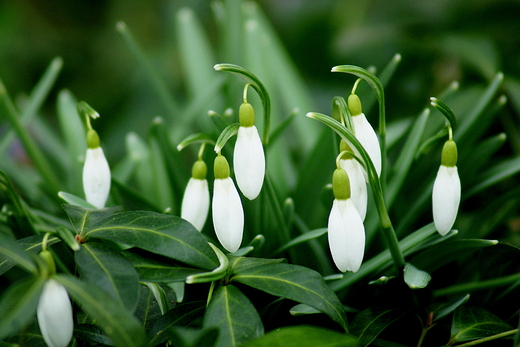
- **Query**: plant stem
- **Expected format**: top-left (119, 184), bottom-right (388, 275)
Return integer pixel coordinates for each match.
top-left (434, 272), bottom-right (520, 297)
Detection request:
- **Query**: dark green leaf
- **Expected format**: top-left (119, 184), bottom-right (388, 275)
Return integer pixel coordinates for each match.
top-left (0, 234), bottom-right (59, 276)
top-left (433, 295), bottom-right (470, 322)
top-left (110, 179), bottom-right (162, 212)
top-left (203, 285), bottom-right (264, 347)
top-left (240, 325), bottom-right (357, 347)
top-left (0, 233), bottom-right (38, 274)
top-left (147, 302), bottom-right (206, 347)
top-left (450, 305), bottom-right (512, 343)
top-left (76, 242), bottom-right (140, 311)
top-left (58, 191), bottom-right (97, 209)
top-left (56, 274), bottom-right (146, 347)
top-left (74, 324), bottom-right (115, 346)
top-left (63, 205), bottom-right (218, 270)
top-left (124, 251), bottom-right (204, 282)
top-left (228, 256), bottom-right (285, 275)
top-left (231, 262), bottom-right (348, 331)
top-left (0, 276), bottom-right (45, 339)
top-left (350, 308), bottom-right (409, 347)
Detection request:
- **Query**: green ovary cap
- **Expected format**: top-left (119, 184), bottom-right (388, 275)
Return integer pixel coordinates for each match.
top-left (39, 250), bottom-right (56, 276)
top-left (86, 129), bottom-right (100, 149)
top-left (214, 155), bottom-right (230, 179)
top-left (239, 102), bottom-right (255, 127)
top-left (348, 94), bottom-right (362, 116)
top-left (332, 168), bottom-right (351, 200)
top-left (441, 140), bottom-right (457, 167)
top-left (192, 160), bottom-right (207, 180)
top-left (339, 139), bottom-right (353, 159)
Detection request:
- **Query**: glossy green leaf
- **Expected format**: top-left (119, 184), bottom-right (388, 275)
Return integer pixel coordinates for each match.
top-left (231, 262), bottom-right (348, 331)
top-left (63, 205), bottom-right (218, 270)
top-left (203, 285), bottom-right (264, 347)
top-left (142, 282), bottom-right (170, 315)
top-left (0, 233), bottom-right (38, 274)
top-left (164, 326), bottom-right (219, 347)
top-left (228, 256), bottom-right (286, 275)
top-left (0, 276), bottom-right (45, 339)
top-left (350, 308), bottom-right (409, 347)
top-left (75, 242), bottom-right (140, 311)
top-left (433, 294), bottom-right (470, 322)
top-left (56, 274), bottom-right (146, 347)
top-left (147, 301), bottom-right (206, 347)
top-left (74, 324), bottom-right (114, 346)
top-left (240, 325), bottom-right (357, 347)
top-left (58, 191), bottom-right (97, 209)
top-left (450, 305), bottom-right (512, 343)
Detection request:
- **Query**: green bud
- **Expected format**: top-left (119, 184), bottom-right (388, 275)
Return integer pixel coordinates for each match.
top-left (332, 168), bottom-right (350, 200)
top-left (348, 94), bottom-right (362, 117)
top-left (192, 160), bottom-right (207, 180)
top-left (239, 102), bottom-right (255, 128)
top-left (86, 129), bottom-right (100, 149)
top-left (214, 155), bottom-right (230, 179)
top-left (39, 250), bottom-right (56, 277)
top-left (339, 139), bottom-right (353, 160)
top-left (441, 140), bottom-right (457, 167)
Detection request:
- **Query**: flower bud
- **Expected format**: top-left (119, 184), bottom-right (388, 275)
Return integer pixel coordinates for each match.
top-left (83, 146), bottom-right (111, 209)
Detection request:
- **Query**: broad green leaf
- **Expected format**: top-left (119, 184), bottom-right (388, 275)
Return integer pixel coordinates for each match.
top-left (231, 262), bottom-right (348, 331)
top-left (147, 302), bottom-right (206, 347)
top-left (350, 308), bottom-right (409, 347)
top-left (289, 303), bottom-right (322, 316)
top-left (142, 282), bottom-right (170, 315)
top-left (0, 276), bottom-right (45, 339)
top-left (165, 326), bottom-right (219, 347)
top-left (240, 325), bottom-right (357, 347)
top-left (433, 294), bottom-right (470, 322)
top-left (123, 251), bottom-right (204, 282)
top-left (56, 274), bottom-right (146, 347)
top-left (0, 233), bottom-right (38, 274)
top-left (203, 285), bottom-right (264, 347)
top-left (58, 191), bottom-right (97, 209)
top-left (74, 324), bottom-right (114, 346)
top-left (0, 234), bottom-right (59, 276)
top-left (228, 256), bottom-right (285, 275)
top-left (76, 242), bottom-right (140, 311)
top-left (450, 305), bottom-right (512, 343)
top-left (63, 205), bottom-right (218, 270)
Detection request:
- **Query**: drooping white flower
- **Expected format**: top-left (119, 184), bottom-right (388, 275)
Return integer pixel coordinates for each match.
top-left (348, 94), bottom-right (381, 177)
top-left (327, 168), bottom-right (365, 273)
top-left (432, 140), bottom-right (460, 235)
top-left (181, 160), bottom-right (210, 231)
top-left (37, 279), bottom-right (74, 347)
top-left (339, 140), bottom-right (368, 220)
top-left (82, 130), bottom-right (111, 209)
top-left (212, 155), bottom-right (244, 253)
top-left (233, 102), bottom-right (265, 200)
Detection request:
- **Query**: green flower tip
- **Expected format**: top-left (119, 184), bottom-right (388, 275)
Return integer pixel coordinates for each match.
top-left (192, 160), bottom-right (207, 180)
top-left (77, 101), bottom-right (99, 120)
top-left (348, 94), bottom-right (362, 116)
top-left (332, 168), bottom-right (351, 200)
top-left (239, 102), bottom-right (255, 127)
top-left (39, 250), bottom-right (56, 276)
top-left (339, 139), bottom-right (353, 159)
top-left (86, 129), bottom-right (100, 149)
top-left (214, 155), bottom-right (230, 179)
top-left (441, 140), bottom-right (457, 167)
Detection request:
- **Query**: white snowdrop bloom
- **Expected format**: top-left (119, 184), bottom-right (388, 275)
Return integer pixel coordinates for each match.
top-left (181, 178), bottom-right (210, 231)
top-left (83, 146), bottom-right (111, 209)
top-left (37, 279), bottom-right (74, 347)
top-left (233, 102), bottom-right (265, 200)
top-left (432, 140), bottom-right (460, 236)
top-left (349, 94), bottom-right (381, 177)
top-left (327, 168), bottom-right (365, 273)
top-left (212, 155), bottom-right (244, 253)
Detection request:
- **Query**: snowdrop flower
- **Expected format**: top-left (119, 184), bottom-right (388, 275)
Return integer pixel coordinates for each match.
top-left (339, 139), bottom-right (368, 220)
top-left (233, 101), bottom-right (265, 200)
top-left (432, 139), bottom-right (460, 235)
top-left (328, 167), bottom-right (365, 273)
top-left (181, 160), bottom-right (210, 231)
top-left (212, 154), bottom-right (244, 252)
top-left (348, 94), bottom-right (381, 177)
top-left (37, 279), bottom-right (73, 347)
top-left (83, 129), bottom-right (111, 208)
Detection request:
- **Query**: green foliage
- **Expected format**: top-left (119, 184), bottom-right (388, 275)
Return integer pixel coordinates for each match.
top-left (1, 1), bottom-right (520, 346)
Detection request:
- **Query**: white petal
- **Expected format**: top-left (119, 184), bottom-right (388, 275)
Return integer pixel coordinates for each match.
top-left (233, 126), bottom-right (265, 200)
top-left (352, 113), bottom-right (381, 177)
top-left (339, 158), bottom-right (368, 220)
top-left (37, 279), bottom-right (73, 347)
top-left (212, 178), bottom-right (244, 252)
top-left (432, 165), bottom-right (461, 235)
top-left (181, 178), bottom-right (210, 231)
top-left (327, 199), bottom-right (365, 272)
top-left (83, 147), bottom-right (111, 209)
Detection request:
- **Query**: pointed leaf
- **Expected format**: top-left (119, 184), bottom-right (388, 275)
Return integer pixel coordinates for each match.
top-left (0, 234), bottom-right (59, 276)
top-left (55, 274), bottom-right (146, 347)
top-left (231, 262), bottom-right (348, 331)
top-left (350, 308), bottom-right (409, 347)
top-left (0, 276), bottom-right (46, 339)
top-left (450, 305), bottom-right (512, 343)
top-left (75, 242), bottom-right (140, 311)
top-left (240, 325), bottom-right (357, 347)
top-left (0, 233), bottom-right (38, 274)
top-left (203, 285), bottom-right (264, 347)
